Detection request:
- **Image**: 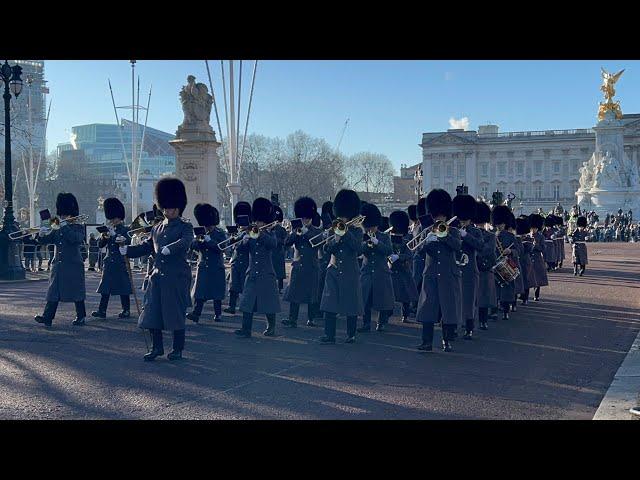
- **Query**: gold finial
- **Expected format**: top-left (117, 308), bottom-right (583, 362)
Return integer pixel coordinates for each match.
top-left (598, 67), bottom-right (625, 121)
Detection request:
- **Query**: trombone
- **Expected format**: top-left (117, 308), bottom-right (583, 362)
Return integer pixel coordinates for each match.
top-left (309, 214), bottom-right (365, 248)
top-left (218, 230), bottom-right (247, 251)
top-left (407, 216), bottom-right (458, 252)
top-left (9, 214), bottom-right (89, 240)
top-left (9, 227), bottom-right (42, 240)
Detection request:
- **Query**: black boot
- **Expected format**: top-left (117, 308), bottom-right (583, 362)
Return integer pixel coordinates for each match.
top-left (417, 322), bottom-right (434, 351)
top-left (579, 266), bottom-right (585, 276)
top-left (34, 315), bottom-right (52, 327)
top-left (91, 310), bottom-right (107, 319)
top-left (144, 330), bottom-right (164, 361)
top-left (224, 292), bottom-right (238, 314)
top-left (118, 296), bottom-right (130, 318)
top-left (118, 310), bottom-right (130, 319)
top-left (464, 318), bottom-right (474, 340)
top-left (442, 325), bottom-right (453, 352)
top-left (235, 312), bottom-right (252, 338)
top-left (144, 347), bottom-right (164, 361)
top-left (186, 312), bottom-right (200, 323)
top-left (263, 315), bottom-right (276, 336)
top-left (345, 316), bottom-right (357, 343)
top-left (320, 313), bottom-right (336, 343)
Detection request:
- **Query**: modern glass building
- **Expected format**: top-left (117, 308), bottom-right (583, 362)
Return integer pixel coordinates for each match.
top-left (56, 119), bottom-right (176, 180)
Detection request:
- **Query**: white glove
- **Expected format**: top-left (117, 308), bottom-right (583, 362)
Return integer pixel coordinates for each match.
top-left (389, 254), bottom-right (399, 263)
top-left (119, 245), bottom-right (128, 256)
top-left (115, 235), bottom-right (127, 244)
top-left (204, 234), bottom-right (211, 242)
top-left (242, 235), bottom-right (250, 244)
top-left (460, 229), bottom-right (467, 237)
top-left (426, 233), bottom-right (438, 243)
top-left (300, 226), bottom-right (308, 235)
top-left (108, 227), bottom-right (116, 237)
top-left (371, 236), bottom-right (379, 245)
top-left (161, 246), bottom-right (170, 256)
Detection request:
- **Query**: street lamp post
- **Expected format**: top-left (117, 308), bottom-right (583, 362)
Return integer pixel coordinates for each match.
top-left (0, 60), bottom-right (24, 280)
top-left (414, 164), bottom-right (423, 201)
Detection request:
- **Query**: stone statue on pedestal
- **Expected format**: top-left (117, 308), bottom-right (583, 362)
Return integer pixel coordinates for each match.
top-left (178, 75), bottom-right (213, 134)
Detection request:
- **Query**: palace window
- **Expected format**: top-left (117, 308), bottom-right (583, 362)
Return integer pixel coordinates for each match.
top-left (571, 159), bottom-right (579, 172)
top-left (534, 161), bottom-right (542, 176)
top-left (457, 163), bottom-right (465, 177)
top-left (446, 163), bottom-right (453, 177)
top-left (480, 163), bottom-right (488, 176)
top-left (553, 184), bottom-right (560, 200)
top-left (497, 162), bottom-right (506, 176)
top-left (516, 161), bottom-right (524, 175)
top-left (433, 165), bottom-right (440, 178)
top-left (553, 161), bottom-right (560, 174)
top-left (480, 184), bottom-right (489, 199)
top-left (535, 183), bottom-right (543, 199)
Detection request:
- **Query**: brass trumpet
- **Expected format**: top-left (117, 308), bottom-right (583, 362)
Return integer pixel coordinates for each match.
top-left (308, 215), bottom-right (365, 248)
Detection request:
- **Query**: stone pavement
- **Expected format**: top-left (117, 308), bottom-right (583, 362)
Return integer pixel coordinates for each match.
top-left (0, 244), bottom-right (639, 419)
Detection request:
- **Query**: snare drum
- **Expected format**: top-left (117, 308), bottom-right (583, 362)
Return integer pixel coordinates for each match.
top-left (492, 257), bottom-right (520, 284)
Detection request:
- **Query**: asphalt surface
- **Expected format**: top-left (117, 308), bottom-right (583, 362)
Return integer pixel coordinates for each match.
top-left (1, 243), bottom-right (639, 419)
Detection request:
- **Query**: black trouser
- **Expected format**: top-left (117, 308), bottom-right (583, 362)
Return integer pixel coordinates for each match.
top-left (193, 299), bottom-right (222, 317)
top-left (521, 288), bottom-right (529, 302)
top-left (43, 300), bottom-right (86, 321)
top-left (289, 302), bottom-right (316, 323)
top-left (241, 311), bottom-right (275, 334)
top-left (534, 286), bottom-right (541, 299)
top-left (478, 307), bottom-right (488, 325)
top-left (98, 294), bottom-right (130, 313)
top-left (402, 302), bottom-right (411, 317)
top-left (324, 312), bottom-right (357, 340)
top-left (362, 290), bottom-right (390, 328)
top-left (500, 301), bottom-right (510, 315)
top-left (465, 316), bottom-right (474, 333)
top-left (228, 291), bottom-right (239, 310)
top-left (150, 328), bottom-right (184, 352)
top-left (278, 279), bottom-right (284, 291)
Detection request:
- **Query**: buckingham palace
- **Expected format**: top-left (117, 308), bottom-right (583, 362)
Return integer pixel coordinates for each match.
top-left (419, 115), bottom-right (640, 212)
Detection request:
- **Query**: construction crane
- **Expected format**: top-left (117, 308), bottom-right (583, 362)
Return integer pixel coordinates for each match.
top-left (336, 117), bottom-right (349, 152)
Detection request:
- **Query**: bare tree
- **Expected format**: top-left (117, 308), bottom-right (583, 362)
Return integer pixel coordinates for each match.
top-left (345, 152), bottom-right (395, 194)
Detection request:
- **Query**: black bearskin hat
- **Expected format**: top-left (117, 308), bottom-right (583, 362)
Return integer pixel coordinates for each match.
top-left (104, 197), bottom-right (125, 220)
top-left (294, 196), bottom-right (316, 219)
top-left (362, 203), bottom-right (382, 228)
top-left (155, 176), bottom-right (187, 215)
top-left (544, 215), bottom-right (555, 227)
top-left (491, 205), bottom-right (511, 227)
top-left (194, 203), bottom-right (219, 227)
top-left (333, 189), bottom-right (361, 220)
top-left (407, 204), bottom-right (417, 221)
top-left (516, 216), bottom-right (531, 235)
top-left (312, 211), bottom-right (321, 227)
top-left (273, 205), bottom-right (284, 223)
top-left (390, 210), bottom-right (410, 235)
top-left (252, 197), bottom-right (274, 223)
top-left (380, 216), bottom-right (390, 232)
top-left (426, 188), bottom-right (452, 218)
top-left (452, 194), bottom-right (477, 221)
top-left (577, 216), bottom-right (588, 228)
top-left (417, 197), bottom-right (428, 218)
top-left (474, 201), bottom-right (491, 224)
top-left (529, 213), bottom-right (544, 230)
top-left (233, 201), bottom-right (251, 223)
top-left (506, 210), bottom-right (517, 230)
top-left (321, 201), bottom-right (334, 219)
top-left (56, 192), bottom-right (79, 217)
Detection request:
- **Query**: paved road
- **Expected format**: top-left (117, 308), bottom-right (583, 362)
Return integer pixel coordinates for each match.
top-left (1, 243), bottom-right (639, 419)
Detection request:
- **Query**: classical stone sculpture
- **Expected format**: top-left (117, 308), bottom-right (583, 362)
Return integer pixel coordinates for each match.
top-left (178, 75), bottom-right (213, 131)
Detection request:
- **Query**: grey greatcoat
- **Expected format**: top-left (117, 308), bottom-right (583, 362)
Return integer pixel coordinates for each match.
top-left (238, 231), bottom-right (281, 314)
top-left (512, 236), bottom-right (525, 295)
top-left (476, 228), bottom-right (497, 309)
top-left (460, 225), bottom-right (483, 320)
top-left (320, 228), bottom-right (364, 316)
top-left (415, 227), bottom-right (463, 326)
top-left (96, 223), bottom-right (132, 296)
top-left (271, 224), bottom-right (287, 280)
top-left (283, 225), bottom-right (322, 305)
top-left (495, 230), bottom-right (520, 303)
top-left (37, 223), bottom-right (86, 302)
top-left (389, 234), bottom-right (419, 304)
top-left (126, 217), bottom-right (194, 331)
top-left (411, 224), bottom-right (426, 289)
top-left (228, 235), bottom-right (249, 293)
top-left (519, 237), bottom-right (536, 289)
top-left (555, 226), bottom-right (566, 262)
top-left (531, 231), bottom-right (549, 287)
top-left (317, 240), bottom-right (330, 306)
top-left (360, 231), bottom-right (395, 312)
top-left (543, 228), bottom-right (557, 263)
top-left (191, 227), bottom-right (227, 301)
top-left (569, 229), bottom-right (588, 265)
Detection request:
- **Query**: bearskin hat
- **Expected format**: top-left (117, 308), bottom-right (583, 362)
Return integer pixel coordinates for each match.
top-left (56, 192), bottom-right (79, 217)
top-left (577, 216), bottom-right (588, 228)
top-left (452, 194), bottom-right (477, 221)
top-left (252, 197), bottom-right (274, 223)
top-left (294, 196), bottom-right (316, 219)
top-left (194, 203), bottom-right (219, 227)
top-left (103, 197), bottom-right (125, 221)
top-left (333, 189), bottom-right (361, 220)
top-left (544, 215), bottom-right (555, 227)
top-left (491, 205), bottom-right (511, 227)
top-left (380, 216), bottom-right (390, 232)
top-left (474, 201), bottom-right (491, 224)
top-left (312, 211), bottom-right (321, 227)
top-left (426, 188), bottom-right (452, 218)
top-left (362, 202), bottom-right (382, 228)
top-left (529, 213), bottom-right (545, 230)
top-left (407, 204), bottom-right (418, 221)
top-left (155, 176), bottom-right (187, 214)
top-left (390, 210), bottom-right (410, 235)
top-left (516, 216), bottom-right (531, 235)
top-left (506, 210), bottom-right (517, 230)
top-left (233, 201), bottom-right (251, 223)
top-left (321, 201), bottom-right (334, 219)
top-left (417, 197), bottom-right (428, 218)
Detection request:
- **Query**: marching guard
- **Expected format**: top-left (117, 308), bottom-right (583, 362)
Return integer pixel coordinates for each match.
top-left (491, 205), bottom-right (521, 321)
top-left (388, 210), bottom-right (419, 323)
top-left (282, 196), bottom-right (322, 328)
top-left (271, 205), bottom-right (288, 294)
top-left (528, 213), bottom-right (549, 301)
top-left (569, 216), bottom-right (589, 276)
top-left (235, 197), bottom-right (281, 338)
top-left (415, 189), bottom-right (462, 352)
top-left (319, 189), bottom-right (364, 344)
top-left (358, 202), bottom-right (395, 333)
top-left (120, 177), bottom-right (194, 361)
top-left (315, 201), bottom-right (334, 324)
top-left (543, 215), bottom-right (558, 271)
top-left (412, 200), bottom-right (428, 316)
top-left (91, 197), bottom-right (132, 320)
top-left (507, 211), bottom-right (524, 312)
top-left (187, 203), bottom-right (227, 323)
top-left (224, 201), bottom-right (252, 315)
top-left (474, 201), bottom-right (497, 331)
top-left (516, 216), bottom-right (536, 305)
top-left (34, 193), bottom-right (87, 327)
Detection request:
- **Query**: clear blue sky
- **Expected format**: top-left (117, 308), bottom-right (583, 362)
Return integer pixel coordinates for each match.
top-left (44, 60), bottom-right (640, 171)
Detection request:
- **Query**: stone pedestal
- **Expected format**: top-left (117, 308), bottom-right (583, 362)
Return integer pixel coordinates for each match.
top-left (170, 127), bottom-right (221, 224)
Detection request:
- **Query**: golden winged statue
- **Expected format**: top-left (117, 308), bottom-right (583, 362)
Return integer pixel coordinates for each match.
top-left (598, 67), bottom-right (625, 121)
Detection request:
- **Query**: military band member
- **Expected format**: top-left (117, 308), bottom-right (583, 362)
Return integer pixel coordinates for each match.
top-left (315, 201), bottom-right (334, 324)
top-left (528, 213), bottom-right (548, 301)
top-left (507, 211), bottom-right (524, 313)
top-left (224, 201), bottom-right (252, 315)
top-left (271, 205), bottom-right (287, 294)
top-left (569, 216), bottom-right (589, 276)
top-left (474, 201), bottom-right (496, 331)
top-left (388, 210), bottom-right (419, 323)
top-left (120, 177), bottom-right (193, 361)
top-left (516, 216), bottom-right (536, 305)
top-left (453, 194), bottom-right (483, 339)
top-left (555, 216), bottom-right (566, 269)
top-left (282, 197), bottom-right (322, 328)
top-left (358, 203), bottom-right (395, 333)
top-left (187, 203), bottom-right (227, 323)
top-left (412, 199), bottom-right (428, 316)
top-left (235, 197), bottom-right (281, 338)
top-left (319, 189), bottom-right (364, 344)
top-left (91, 197), bottom-right (132, 320)
top-left (416, 189), bottom-right (462, 353)
top-left (492, 205), bottom-right (520, 321)
top-left (34, 193), bottom-right (87, 327)
top-left (543, 215), bottom-right (558, 271)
